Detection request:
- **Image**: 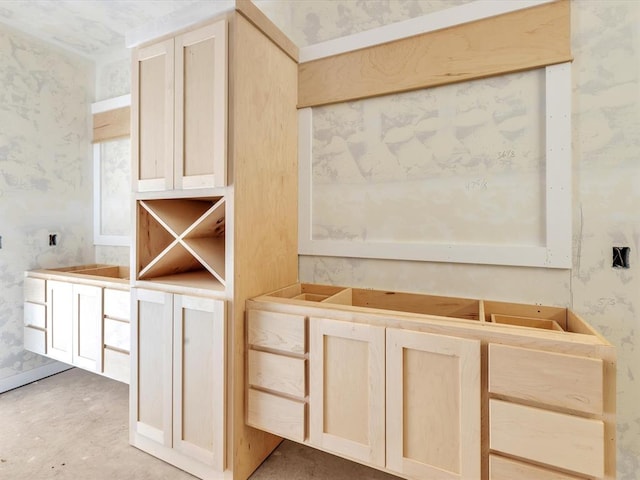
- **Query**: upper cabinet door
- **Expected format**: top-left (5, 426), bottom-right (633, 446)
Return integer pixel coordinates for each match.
top-left (386, 328), bottom-right (481, 480)
top-left (174, 20), bottom-right (228, 190)
top-left (309, 317), bottom-right (386, 467)
top-left (132, 39), bottom-right (175, 193)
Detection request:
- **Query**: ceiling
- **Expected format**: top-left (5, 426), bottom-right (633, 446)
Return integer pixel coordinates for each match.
top-left (0, 0), bottom-right (208, 62)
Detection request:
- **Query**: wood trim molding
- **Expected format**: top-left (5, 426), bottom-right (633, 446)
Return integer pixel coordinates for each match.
top-left (298, 0), bottom-right (571, 108)
top-left (93, 106), bottom-right (131, 143)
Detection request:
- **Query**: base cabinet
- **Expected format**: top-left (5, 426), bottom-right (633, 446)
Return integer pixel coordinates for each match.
top-left (131, 288), bottom-right (226, 473)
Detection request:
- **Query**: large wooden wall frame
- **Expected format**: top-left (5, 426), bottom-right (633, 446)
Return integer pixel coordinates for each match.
top-left (298, 0), bottom-right (571, 108)
top-left (297, 0), bottom-right (573, 269)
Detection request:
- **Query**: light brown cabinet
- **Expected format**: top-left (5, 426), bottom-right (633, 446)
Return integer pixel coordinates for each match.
top-left (24, 266), bottom-right (131, 383)
top-left (132, 20), bottom-right (227, 193)
top-left (130, 288), bottom-right (226, 473)
top-left (246, 283), bottom-right (616, 480)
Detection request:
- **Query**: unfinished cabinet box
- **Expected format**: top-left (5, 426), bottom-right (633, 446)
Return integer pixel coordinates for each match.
top-left (129, 4), bottom-right (299, 479)
top-left (24, 266), bottom-right (130, 383)
top-left (131, 288), bottom-right (226, 472)
top-left (132, 20), bottom-right (226, 193)
top-left (246, 283), bottom-right (616, 480)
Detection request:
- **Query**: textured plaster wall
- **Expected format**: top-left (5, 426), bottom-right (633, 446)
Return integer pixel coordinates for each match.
top-left (261, 0), bottom-right (640, 477)
top-left (93, 56), bottom-right (131, 266)
top-left (0, 25), bottom-right (94, 382)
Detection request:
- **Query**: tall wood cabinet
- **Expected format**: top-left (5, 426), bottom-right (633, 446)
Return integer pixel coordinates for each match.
top-left (130, 4), bottom-right (298, 480)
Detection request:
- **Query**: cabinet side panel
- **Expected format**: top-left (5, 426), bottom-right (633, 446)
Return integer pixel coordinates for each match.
top-left (230, 12), bottom-right (299, 480)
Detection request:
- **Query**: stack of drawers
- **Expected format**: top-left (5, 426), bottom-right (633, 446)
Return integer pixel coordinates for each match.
top-left (23, 277), bottom-right (47, 355)
top-left (246, 310), bottom-right (307, 442)
top-left (102, 288), bottom-right (131, 383)
top-left (488, 344), bottom-right (605, 479)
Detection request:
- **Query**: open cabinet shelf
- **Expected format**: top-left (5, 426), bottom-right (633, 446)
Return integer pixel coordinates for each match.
top-left (136, 197), bottom-right (226, 290)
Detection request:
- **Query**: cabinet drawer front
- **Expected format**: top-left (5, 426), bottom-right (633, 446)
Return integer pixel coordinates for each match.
top-left (248, 350), bottom-right (305, 398)
top-left (24, 302), bottom-right (46, 329)
top-left (24, 327), bottom-right (46, 355)
top-left (490, 399), bottom-right (604, 478)
top-left (104, 318), bottom-right (130, 352)
top-left (103, 348), bottom-right (130, 384)
top-left (490, 455), bottom-right (582, 480)
top-left (24, 277), bottom-right (45, 303)
top-left (247, 310), bottom-right (306, 354)
top-left (104, 288), bottom-right (130, 321)
top-left (247, 388), bottom-right (305, 442)
top-left (489, 344), bottom-right (603, 414)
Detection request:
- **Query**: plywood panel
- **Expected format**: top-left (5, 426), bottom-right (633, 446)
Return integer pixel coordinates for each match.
top-left (93, 106), bottom-right (131, 143)
top-left (489, 344), bottom-right (603, 414)
top-left (298, 0), bottom-right (571, 107)
top-left (490, 399), bottom-right (604, 477)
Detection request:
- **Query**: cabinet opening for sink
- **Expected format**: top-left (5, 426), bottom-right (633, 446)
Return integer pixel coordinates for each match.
top-left (269, 283), bottom-right (348, 302)
top-left (484, 300), bottom-right (568, 331)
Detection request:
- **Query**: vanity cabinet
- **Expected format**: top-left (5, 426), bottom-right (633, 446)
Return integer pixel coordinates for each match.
top-left (23, 266), bottom-right (130, 383)
top-left (130, 288), bottom-right (226, 472)
top-left (246, 284), bottom-right (616, 480)
top-left (132, 20), bottom-right (227, 193)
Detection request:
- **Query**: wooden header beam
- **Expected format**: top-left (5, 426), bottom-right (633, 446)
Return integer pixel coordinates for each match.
top-left (93, 106), bottom-right (131, 143)
top-left (298, 0), bottom-right (571, 108)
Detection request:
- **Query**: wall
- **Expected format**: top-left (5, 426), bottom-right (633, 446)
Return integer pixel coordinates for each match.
top-left (0, 25), bottom-right (94, 389)
top-left (93, 56), bottom-right (131, 267)
top-left (261, 0), bottom-right (640, 477)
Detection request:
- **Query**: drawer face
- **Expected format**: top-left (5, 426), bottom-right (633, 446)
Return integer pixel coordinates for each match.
top-left (490, 455), bottom-right (582, 480)
top-left (24, 302), bottom-right (46, 329)
top-left (490, 399), bottom-right (604, 478)
top-left (489, 344), bottom-right (603, 414)
top-left (104, 318), bottom-right (130, 352)
top-left (103, 347), bottom-right (130, 384)
top-left (104, 288), bottom-right (130, 321)
top-left (24, 327), bottom-right (46, 355)
top-left (247, 309), bottom-right (306, 354)
top-left (248, 350), bottom-right (306, 398)
top-left (247, 388), bottom-right (305, 442)
top-left (24, 277), bottom-right (45, 303)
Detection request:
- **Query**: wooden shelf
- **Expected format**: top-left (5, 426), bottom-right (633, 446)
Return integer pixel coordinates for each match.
top-left (136, 197), bottom-right (226, 288)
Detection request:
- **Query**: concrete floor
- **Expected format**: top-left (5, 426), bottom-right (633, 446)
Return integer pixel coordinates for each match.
top-left (0, 368), bottom-right (398, 480)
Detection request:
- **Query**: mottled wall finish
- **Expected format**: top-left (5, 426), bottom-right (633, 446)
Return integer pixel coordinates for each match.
top-left (264, 1), bottom-right (640, 477)
top-left (94, 56), bottom-right (131, 266)
top-left (0, 25), bottom-right (94, 380)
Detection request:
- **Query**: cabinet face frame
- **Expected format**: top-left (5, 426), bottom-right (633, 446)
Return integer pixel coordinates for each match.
top-left (130, 288), bottom-right (174, 447)
top-left (386, 328), bottom-right (481, 479)
top-left (172, 294), bottom-right (226, 470)
top-left (309, 317), bottom-right (386, 466)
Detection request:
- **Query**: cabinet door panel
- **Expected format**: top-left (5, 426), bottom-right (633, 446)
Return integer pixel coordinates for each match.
top-left (133, 39), bottom-right (174, 192)
top-left (72, 284), bottom-right (102, 372)
top-left (309, 318), bottom-right (385, 467)
top-left (175, 20), bottom-right (227, 190)
top-left (173, 294), bottom-right (225, 471)
top-left (46, 280), bottom-right (73, 363)
top-left (131, 288), bottom-right (173, 446)
top-left (386, 328), bottom-right (481, 480)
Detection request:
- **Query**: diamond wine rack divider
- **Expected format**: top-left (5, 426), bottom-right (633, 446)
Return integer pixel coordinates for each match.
top-left (136, 197), bottom-right (226, 290)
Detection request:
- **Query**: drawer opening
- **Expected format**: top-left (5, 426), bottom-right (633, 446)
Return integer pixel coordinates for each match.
top-left (489, 314), bottom-right (564, 332)
top-left (484, 300), bottom-right (568, 330)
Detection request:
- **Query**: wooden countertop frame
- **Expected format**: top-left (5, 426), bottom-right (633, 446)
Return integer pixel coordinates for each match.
top-left (298, 0), bottom-right (572, 107)
top-left (297, 0), bottom-right (573, 269)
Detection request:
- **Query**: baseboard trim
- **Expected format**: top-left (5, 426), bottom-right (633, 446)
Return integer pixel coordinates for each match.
top-left (0, 362), bottom-right (73, 394)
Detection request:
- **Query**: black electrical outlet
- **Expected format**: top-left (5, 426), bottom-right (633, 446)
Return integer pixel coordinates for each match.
top-left (49, 234), bottom-right (57, 246)
top-left (612, 246), bottom-right (630, 268)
